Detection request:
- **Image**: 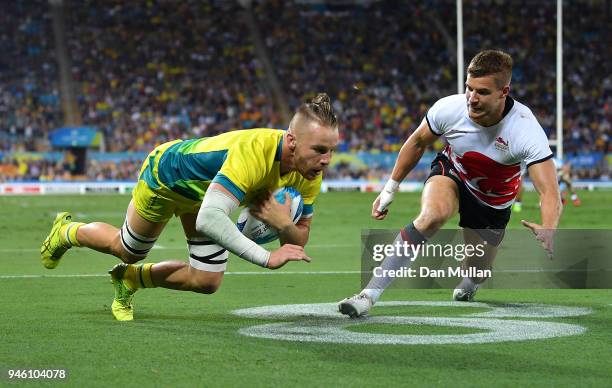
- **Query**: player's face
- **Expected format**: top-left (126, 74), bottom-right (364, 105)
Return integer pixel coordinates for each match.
top-left (465, 74), bottom-right (509, 126)
top-left (292, 121), bottom-right (339, 180)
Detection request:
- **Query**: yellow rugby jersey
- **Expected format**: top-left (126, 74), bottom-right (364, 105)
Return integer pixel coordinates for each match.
top-left (140, 128), bottom-right (320, 218)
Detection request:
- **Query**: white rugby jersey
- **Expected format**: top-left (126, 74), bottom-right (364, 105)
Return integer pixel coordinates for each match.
top-left (426, 94), bottom-right (553, 209)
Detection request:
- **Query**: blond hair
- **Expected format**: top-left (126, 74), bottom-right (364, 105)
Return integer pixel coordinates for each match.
top-left (294, 93), bottom-right (338, 129)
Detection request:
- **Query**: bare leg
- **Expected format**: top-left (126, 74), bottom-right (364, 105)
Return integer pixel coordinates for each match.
top-left (76, 200), bottom-right (166, 263)
top-left (515, 183), bottom-right (524, 203)
top-left (560, 176), bottom-right (573, 195)
top-left (414, 175), bottom-right (460, 237)
top-left (363, 176), bottom-right (459, 300)
top-left (149, 213), bottom-right (224, 294)
top-left (151, 262), bottom-right (223, 294)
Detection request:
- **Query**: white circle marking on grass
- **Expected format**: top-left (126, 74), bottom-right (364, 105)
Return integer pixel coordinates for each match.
top-left (233, 301), bottom-right (590, 345)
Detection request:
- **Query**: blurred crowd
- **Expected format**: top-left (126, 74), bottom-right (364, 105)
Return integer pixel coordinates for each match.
top-left (0, 153), bottom-right (141, 182)
top-left (66, 0), bottom-right (281, 152)
top-left (0, 0), bottom-right (61, 153)
top-left (1, 0), bottom-right (609, 182)
top-left (255, 0), bottom-right (455, 153)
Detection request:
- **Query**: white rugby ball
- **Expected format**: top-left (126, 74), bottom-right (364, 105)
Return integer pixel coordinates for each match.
top-left (237, 187), bottom-right (304, 244)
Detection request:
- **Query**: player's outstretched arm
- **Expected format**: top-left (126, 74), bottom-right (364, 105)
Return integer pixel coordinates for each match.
top-left (521, 159), bottom-right (562, 259)
top-left (373, 119), bottom-right (439, 220)
top-left (267, 244), bottom-right (311, 269)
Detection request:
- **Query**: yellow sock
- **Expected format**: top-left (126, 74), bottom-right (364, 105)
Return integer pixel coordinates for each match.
top-left (124, 263), bottom-right (156, 290)
top-left (59, 222), bottom-right (85, 247)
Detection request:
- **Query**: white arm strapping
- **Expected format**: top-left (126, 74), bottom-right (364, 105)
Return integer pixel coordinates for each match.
top-left (196, 189), bottom-right (271, 268)
top-left (376, 179), bottom-right (400, 212)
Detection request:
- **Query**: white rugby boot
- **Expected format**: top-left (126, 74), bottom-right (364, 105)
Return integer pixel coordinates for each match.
top-left (338, 293), bottom-right (373, 318)
top-left (452, 284), bottom-right (480, 302)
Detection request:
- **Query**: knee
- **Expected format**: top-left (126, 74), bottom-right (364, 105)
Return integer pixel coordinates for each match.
top-left (115, 223), bottom-right (157, 264)
top-left (121, 252), bottom-right (145, 265)
top-left (415, 205), bottom-right (453, 234)
top-left (111, 232), bottom-right (152, 264)
top-left (190, 275), bottom-right (222, 294)
top-left (111, 238), bottom-right (145, 264)
top-left (192, 283), bottom-right (220, 294)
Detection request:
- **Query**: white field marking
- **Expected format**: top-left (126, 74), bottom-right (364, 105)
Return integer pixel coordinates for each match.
top-left (238, 318), bottom-right (586, 345)
top-left (233, 301), bottom-right (592, 320)
top-left (494, 269), bottom-right (612, 273)
top-left (74, 212), bottom-right (126, 218)
top-left (233, 301), bottom-right (591, 345)
top-left (0, 249), bottom-right (42, 252)
top-left (0, 243), bottom-right (356, 253)
top-left (0, 274), bottom-right (108, 279)
top-left (0, 271), bottom-right (362, 280)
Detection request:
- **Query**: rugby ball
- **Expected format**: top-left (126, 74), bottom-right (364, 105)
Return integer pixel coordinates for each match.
top-left (237, 187), bottom-right (304, 244)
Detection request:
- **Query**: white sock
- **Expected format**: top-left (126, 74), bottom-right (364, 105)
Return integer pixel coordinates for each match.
top-left (363, 239), bottom-right (412, 303)
top-left (457, 276), bottom-right (477, 291)
top-left (362, 224), bottom-right (426, 304)
top-left (363, 288), bottom-right (384, 303)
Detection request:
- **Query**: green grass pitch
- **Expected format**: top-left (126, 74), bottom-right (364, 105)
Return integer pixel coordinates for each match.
top-left (1, 191), bottom-right (611, 386)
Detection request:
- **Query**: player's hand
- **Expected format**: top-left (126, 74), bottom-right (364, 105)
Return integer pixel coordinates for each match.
top-left (372, 194), bottom-right (390, 220)
top-left (267, 244), bottom-right (311, 269)
top-left (372, 190), bottom-right (395, 220)
top-left (521, 220), bottom-right (555, 259)
top-left (250, 192), bottom-right (292, 230)
top-left (372, 179), bottom-right (399, 220)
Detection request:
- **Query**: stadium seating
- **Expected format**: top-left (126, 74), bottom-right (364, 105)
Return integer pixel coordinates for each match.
top-left (0, 0), bottom-right (609, 182)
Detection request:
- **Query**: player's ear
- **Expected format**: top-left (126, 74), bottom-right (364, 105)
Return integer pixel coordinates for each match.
top-left (286, 130), bottom-right (297, 152)
top-left (501, 85), bottom-right (510, 99)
